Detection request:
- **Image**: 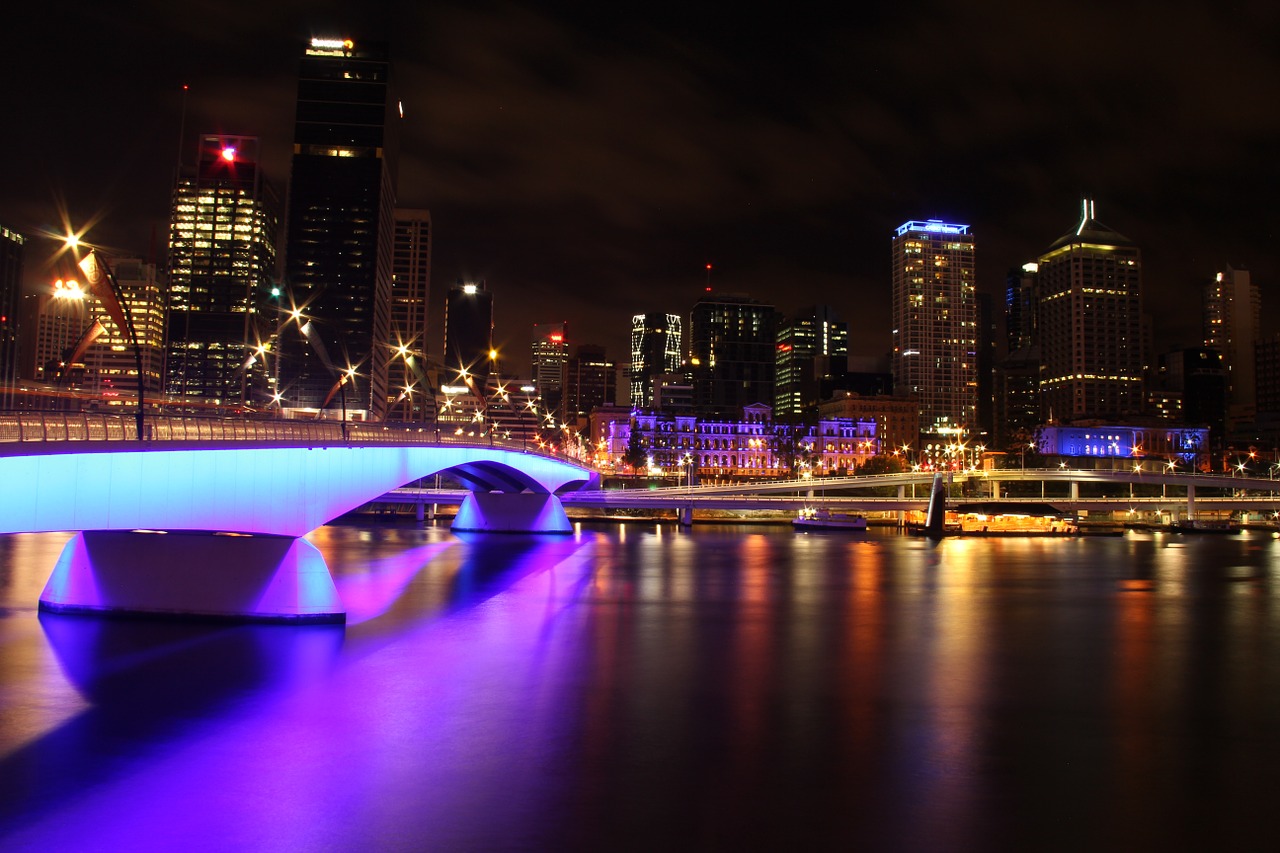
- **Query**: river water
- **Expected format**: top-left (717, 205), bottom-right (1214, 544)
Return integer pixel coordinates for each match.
top-left (1, 522), bottom-right (1278, 851)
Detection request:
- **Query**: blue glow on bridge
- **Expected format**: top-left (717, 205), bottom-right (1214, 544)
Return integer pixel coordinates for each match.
top-left (1, 443), bottom-right (593, 622)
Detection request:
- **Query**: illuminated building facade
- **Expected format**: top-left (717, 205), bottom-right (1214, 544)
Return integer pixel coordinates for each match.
top-left (613, 403), bottom-right (876, 479)
top-left (1037, 200), bottom-right (1143, 421)
top-left (443, 281), bottom-right (493, 381)
top-left (29, 286), bottom-right (89, 387)
top-left (84, 259), bottom-right (165, 403)
top-left (1036, 423), bottom-right (1208, 469)
top-left (531, 322), bottom-right (568, 413)
top-left (166, 134), bottom-right (278, 407)
top-left (0, 224), bottom-right (24, 408)
top-left (891, 219), bottom-right (977, 441)
top-left (775, 305), bottom-right (848, 418)
top-left (282, 37), bottom-right (398, 419)
top-left (388, 209), bottom-right (431, 418)
top-left (689, 294), bottom-right (777, 415)
top-left (1203, 265), bottom-right (1259, 428)
top-left (630, 313), bottom-right (682, 408)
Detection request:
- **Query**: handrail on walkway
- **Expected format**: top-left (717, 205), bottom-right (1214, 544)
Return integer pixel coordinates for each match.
top-left (0, 410), bottom-right (586, 464)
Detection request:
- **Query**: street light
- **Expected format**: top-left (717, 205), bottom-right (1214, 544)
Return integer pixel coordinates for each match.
top-left (75, 248), bottom-right (148, 440)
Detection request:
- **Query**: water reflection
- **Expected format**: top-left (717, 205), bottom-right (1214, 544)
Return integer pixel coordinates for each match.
top-left (1, 526), bottom-right (1279, 849)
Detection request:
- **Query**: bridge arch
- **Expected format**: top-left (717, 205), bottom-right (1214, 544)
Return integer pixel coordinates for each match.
top-left (1, 443), bottom-right (594, 624)
top-left (0, 444), bottom-right (594, 538)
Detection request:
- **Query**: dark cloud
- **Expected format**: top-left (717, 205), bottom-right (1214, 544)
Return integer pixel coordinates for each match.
top-left (4, 0), bottom-right (1277, 372)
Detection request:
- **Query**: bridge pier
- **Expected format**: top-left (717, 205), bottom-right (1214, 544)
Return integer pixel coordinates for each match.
top-left (451, 492), bottom-right (572, 534)
top-left (678, 506), bottom-right (693, 526)
top-left (39, 530), bottom-right (344, 623)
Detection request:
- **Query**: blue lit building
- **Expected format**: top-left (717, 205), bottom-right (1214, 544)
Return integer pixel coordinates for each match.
top-left (1037, 423), bottom-right (1210, 469)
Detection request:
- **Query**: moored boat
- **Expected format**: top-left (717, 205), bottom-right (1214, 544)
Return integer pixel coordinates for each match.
top-left (1172, 518), bottom-right (1239, 534)
top-left (793, 507), bottom-right (868, 531)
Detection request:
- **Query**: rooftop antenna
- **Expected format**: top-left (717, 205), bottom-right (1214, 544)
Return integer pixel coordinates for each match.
top-left (704, 262), bottom-right (713, 292)
top-left (175, 84), bottom-right (189, 183)
top-left (1076, 197), bottom-right (1095, 235)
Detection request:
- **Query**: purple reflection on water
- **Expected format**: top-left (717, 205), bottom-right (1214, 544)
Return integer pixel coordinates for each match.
top-left (2, 526), bottom-right (1280, 850)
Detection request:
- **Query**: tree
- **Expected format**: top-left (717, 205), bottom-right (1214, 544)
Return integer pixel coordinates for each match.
top-left (623, 420), bottom-right (648, 473)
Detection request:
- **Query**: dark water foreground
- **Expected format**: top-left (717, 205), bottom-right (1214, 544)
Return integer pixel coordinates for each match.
top-left (1, 523), bottom-right (1278, 851)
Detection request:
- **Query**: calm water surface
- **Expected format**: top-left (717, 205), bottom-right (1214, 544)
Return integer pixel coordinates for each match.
top-left (1, 522), bottom-right (1279, 851)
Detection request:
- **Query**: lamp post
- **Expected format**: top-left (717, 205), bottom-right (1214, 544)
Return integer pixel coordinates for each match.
top-left (74, 247), bottom-right (147, 440)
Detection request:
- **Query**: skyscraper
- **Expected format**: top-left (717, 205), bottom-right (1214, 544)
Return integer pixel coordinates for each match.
top-left (443, 281), bottom-right (493, 382)
top-left (531, 322), bottom-right (568, 414)
top-left (1203, 265), bottom-right (1259, 427)
top-left (0, 224), bottom-right (24, 409)
top-left (282, 37), bottom-right (398, 419)
top-left (774, 305), bottom-right (848, 418)
top-left (388, 208), bottom-right (431, 418)
top-left (563, 344), bottom-right (617, 428)
top-left (1037, 200), bottom-right (1143, 421)
top-left (166, 134), bottom-right (278, 406)
top-left (689, 294), bottom-right (777, 415)
top-left (891, 219), bottom-right (977, 440)
top-left (629, 313), bottom-right (682, 408)
top-left (85, 259), bottom-right (165, 402)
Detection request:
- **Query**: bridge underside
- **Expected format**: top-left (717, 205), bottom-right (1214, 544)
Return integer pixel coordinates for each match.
top-left (451, 492), bottom-right (572, 534)
top-left (5, 444), bottom-right (594, 623)
top-left (40, 530), bottom-right (344, 623)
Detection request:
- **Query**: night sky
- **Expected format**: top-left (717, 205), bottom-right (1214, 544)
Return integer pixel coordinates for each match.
top-left (6, 1), bottom-right (1278, 375)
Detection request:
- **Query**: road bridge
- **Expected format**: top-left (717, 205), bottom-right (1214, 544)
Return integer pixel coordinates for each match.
top-left (1, 413), bottom-right (594, 623)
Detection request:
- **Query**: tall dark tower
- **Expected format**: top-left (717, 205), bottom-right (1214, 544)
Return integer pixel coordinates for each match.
top-left (443, 281), bottom-right (494, 382)
top-left (282, 37), bottom-right (398, 419)
top-left (689, 293), bottom-right (777, 415)
top-left (0, 224), bottom-right (25, 410)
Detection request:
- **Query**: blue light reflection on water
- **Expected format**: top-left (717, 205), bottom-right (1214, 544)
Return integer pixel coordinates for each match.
top-left (0, 525), bottom-right (1279, 850)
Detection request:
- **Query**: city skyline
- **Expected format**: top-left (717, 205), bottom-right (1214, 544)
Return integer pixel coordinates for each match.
top-left (4, 2), bottom-right (1278, 376)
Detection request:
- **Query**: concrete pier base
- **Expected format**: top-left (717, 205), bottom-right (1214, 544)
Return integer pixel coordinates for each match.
top-left (39, 530), bottom-right (345, 623)
top-left (450, 492), bottom-right (572, 533)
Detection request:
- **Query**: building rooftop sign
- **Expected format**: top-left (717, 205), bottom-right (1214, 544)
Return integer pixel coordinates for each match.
top-left (894, 219), bottom-right (970, 237)
top-left (307, 38), bottom-right (354, 56)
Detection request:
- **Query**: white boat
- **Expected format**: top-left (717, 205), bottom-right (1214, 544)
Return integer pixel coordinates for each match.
top-left (793, 507), bottom-right (868, 531)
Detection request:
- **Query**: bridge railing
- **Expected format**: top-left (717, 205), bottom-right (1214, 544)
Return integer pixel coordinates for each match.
top-left (0, 411), bottom-right (586, 464)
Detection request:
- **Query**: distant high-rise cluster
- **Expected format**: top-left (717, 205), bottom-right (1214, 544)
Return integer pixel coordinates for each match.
top-left (3, 25), bottom-right (1272, 475)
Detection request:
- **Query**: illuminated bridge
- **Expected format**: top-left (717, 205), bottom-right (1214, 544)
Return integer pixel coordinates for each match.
top-left (392, 468), bottom-right (1280, 523)
top-left (0, 412), bottom-right (596, 623)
